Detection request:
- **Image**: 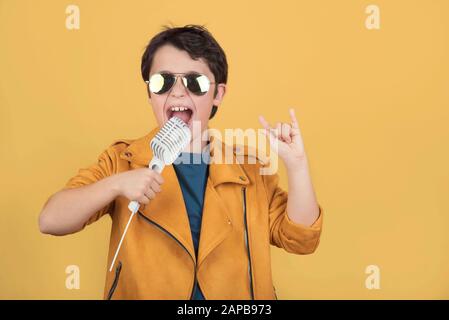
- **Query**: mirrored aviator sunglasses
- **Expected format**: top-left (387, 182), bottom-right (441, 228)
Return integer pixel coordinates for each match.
top-left (146, 72), bottom-right (215, 96)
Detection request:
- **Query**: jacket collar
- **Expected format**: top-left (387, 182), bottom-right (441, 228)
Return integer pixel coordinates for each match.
top-left (119, 126), bottom-right (250, 187)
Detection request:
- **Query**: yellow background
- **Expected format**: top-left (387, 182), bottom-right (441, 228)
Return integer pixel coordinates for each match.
top-left (1, 0), bottom-right (448, 299)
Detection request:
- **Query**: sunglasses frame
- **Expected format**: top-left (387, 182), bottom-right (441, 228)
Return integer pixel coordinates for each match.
top-left (145, 72), bottom-right (216, 96)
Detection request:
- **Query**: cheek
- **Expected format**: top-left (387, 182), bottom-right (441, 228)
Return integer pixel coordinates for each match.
top-left (150, 96), bottom-right (166, 117)
top-left (194, 96), bottom-right (214, 120)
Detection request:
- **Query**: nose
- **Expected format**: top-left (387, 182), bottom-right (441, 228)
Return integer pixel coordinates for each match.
top-left (170, 76), bottom-right (187, 98)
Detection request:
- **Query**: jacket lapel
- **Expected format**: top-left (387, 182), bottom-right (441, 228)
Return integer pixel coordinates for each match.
top-left (118, 126), bottom-right (250, 266)
top-left (140, 164), bottom-right (196, 261)
top-left (196, 134), bottom-right (249, 268)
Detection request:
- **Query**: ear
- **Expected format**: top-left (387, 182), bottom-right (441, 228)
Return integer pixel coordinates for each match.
top-left (212, 83), bottom-right (226, 107)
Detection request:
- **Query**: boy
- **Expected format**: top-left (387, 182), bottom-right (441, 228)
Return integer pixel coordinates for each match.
top-left (39, 25), bottom-right (323, 300)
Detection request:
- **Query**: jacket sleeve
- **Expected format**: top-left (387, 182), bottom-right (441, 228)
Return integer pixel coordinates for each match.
top-left (62, 146), bottom-right (118, 228)
top-left (262, 169), bottom-right (323, 255)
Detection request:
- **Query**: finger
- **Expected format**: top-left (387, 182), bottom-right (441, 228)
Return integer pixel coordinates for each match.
top-left (274, 122), bottom-right (282, 139)
top-left (264, 128), bottom-right (279, 152)
top-left (288, 108), bottom-right (304, 145)
top-left (281, 123), bottom-right (292, 143)
top-left (261, 126), bottom-right (277, 146)
top-left (258, 115), bottom-right (273, 131)
top-left (138, 195), bottom-right (150, 205)
top-left (289, 108), bottom-right (299, 129)
top-left (151, 171), bottom-right (164, 184)
top-left (150, 180), bottom-right (161, 193)
top-left (145, 188), bottom-right (156, 200)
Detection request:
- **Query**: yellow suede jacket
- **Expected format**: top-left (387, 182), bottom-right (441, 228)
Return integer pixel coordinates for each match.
top-left (63, 126), bottom-right (324, 300)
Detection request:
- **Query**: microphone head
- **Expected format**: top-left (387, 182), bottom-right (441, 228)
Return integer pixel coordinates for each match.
top-left (150, 117), bottom-right (192, 165)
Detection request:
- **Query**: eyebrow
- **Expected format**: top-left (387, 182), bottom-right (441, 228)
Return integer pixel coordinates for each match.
top-left (156, 69), bottom-right (203, 74)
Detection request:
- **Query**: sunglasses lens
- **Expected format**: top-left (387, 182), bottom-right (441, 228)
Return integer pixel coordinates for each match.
top-left (149, 73), bottom-right (175, 94)
top-left (149, 73), bottom-right (211, 95)
top-left (185, 74), bottom-right (210, 95)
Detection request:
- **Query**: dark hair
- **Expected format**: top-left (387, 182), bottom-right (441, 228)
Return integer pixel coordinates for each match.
top-left (141, 24), bottom-right (228, 119)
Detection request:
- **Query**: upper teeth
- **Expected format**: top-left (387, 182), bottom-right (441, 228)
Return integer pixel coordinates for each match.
top-left (171, 106), bottom-right (188, 111)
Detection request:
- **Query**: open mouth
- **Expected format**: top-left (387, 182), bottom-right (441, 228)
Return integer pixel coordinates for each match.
top-left (166, 105), bottom-right (194, 126)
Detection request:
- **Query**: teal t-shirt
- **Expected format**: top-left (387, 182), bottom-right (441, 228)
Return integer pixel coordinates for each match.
top-left (173, 149), bottom-right (210, 300)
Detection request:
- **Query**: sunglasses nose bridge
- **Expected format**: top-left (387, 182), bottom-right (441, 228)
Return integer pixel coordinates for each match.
top-left (169, 75), bottom-right (188, 96)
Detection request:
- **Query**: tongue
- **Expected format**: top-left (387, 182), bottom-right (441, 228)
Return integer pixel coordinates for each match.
top-left (171, 110), bottom-right (191, 124)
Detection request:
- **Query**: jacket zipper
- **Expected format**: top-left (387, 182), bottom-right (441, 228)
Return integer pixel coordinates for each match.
top-left (107, 261), bottom-right (122, 300)
top-left (137, 210), bottom-right (198, 299)
top-left (242, 187), bottom-right (255, 300)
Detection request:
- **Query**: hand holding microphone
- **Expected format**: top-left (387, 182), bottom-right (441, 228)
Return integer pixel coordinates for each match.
top-left (114, 168), bottom-right (164, 205)
top-left (109, 117), bottom-right (191, 271)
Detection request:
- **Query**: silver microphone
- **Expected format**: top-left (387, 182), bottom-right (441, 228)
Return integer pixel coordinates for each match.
top-left (128, 117), bottom-right (191, 212)
top-left (109, 117), bottom-right (191, 271)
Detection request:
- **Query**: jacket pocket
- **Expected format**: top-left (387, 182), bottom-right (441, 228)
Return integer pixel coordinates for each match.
top-left (107, 261), bottom-right (122, 300)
